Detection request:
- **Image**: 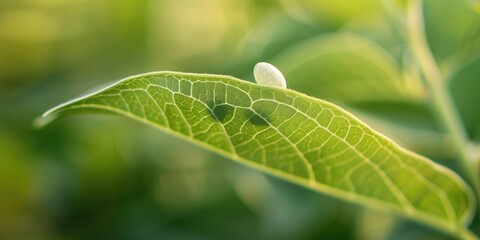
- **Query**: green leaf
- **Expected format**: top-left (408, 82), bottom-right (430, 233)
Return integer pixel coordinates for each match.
top-left (272, 33), bottom-right (421, 104)
top-left (42, 72), bottom-right (474, 237)
top-left (424, 0), bottom-right (480, 63)
top-left (269, 33), bottom-right (447, 158)
top-left (450, 56), bottom-right (480, 141)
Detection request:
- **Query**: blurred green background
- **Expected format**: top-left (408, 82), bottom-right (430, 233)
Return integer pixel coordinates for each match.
top-left (1, 0), bottom-right (480, 239)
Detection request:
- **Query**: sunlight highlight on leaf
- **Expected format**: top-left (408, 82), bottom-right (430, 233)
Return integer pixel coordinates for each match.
top-left (42, 72), bottom-right (474, 237)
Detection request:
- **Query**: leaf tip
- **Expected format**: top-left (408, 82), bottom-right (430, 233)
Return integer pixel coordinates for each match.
top-left (33, 113), bottom-right (58, 128)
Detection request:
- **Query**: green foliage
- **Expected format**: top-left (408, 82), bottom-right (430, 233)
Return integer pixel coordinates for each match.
top-left (42, 72), bottom-right (474, 237)
top-left (272, 33), bottom-right (413, 103)
top-left (2, 0), bottom-right (480, 239)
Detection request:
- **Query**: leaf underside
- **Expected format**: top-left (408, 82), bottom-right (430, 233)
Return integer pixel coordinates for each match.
top-left (42, 72), bottom-right (474, 234)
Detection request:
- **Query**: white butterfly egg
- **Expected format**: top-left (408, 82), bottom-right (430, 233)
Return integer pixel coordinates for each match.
top-left (254, 62), bottom-right (287, 89)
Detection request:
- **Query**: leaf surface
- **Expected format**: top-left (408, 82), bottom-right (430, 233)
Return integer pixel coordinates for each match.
top-left (270, 33), bottom-right (447, 157)
top-left (42, 72), bottom-right (474, 235)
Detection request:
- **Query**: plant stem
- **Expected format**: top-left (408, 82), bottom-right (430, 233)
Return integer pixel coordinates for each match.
top-left (405, 0), bottom-right (480, 209)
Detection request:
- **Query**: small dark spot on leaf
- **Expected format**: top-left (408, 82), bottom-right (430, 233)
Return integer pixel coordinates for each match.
top-left (206, 100), bottom-right (235, 123)
top-left (244, 109), bottom-right (268, 126)
top-left (213, 104), bottom-right (234, 122)
top-left (250, 114), bottom-right (268, 125)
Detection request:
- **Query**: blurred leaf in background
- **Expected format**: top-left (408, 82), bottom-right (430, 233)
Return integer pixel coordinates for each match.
top-left (1, 0), bottom-right (480, 239)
